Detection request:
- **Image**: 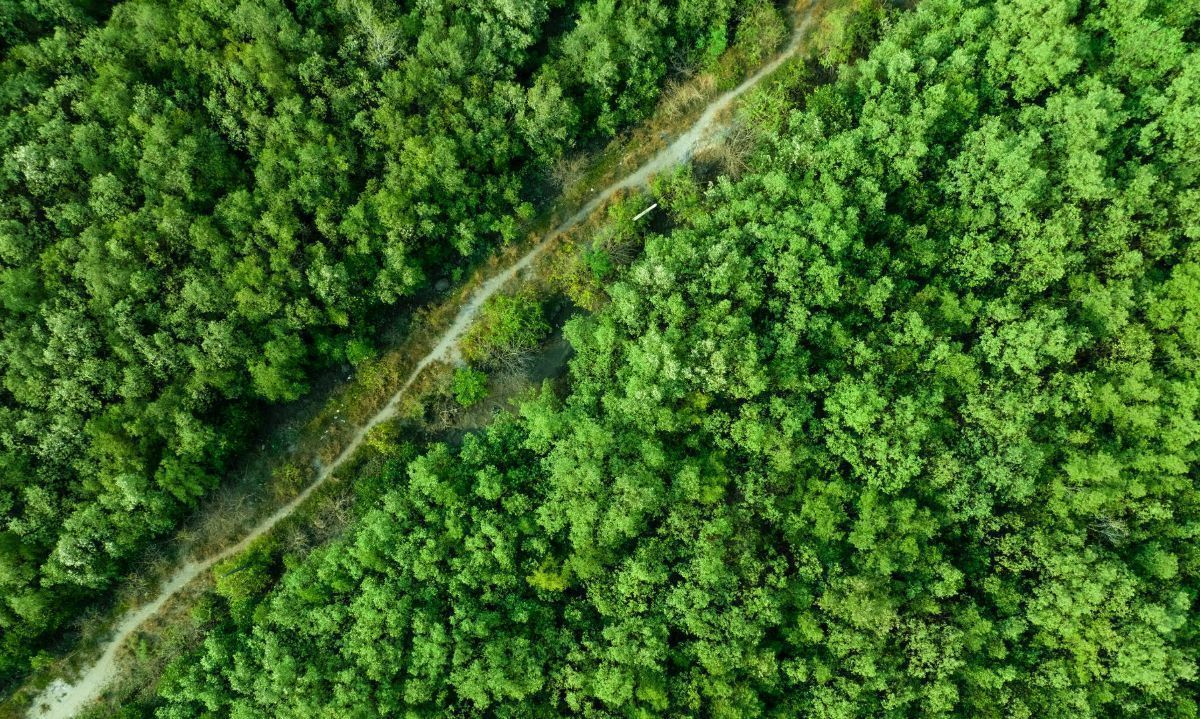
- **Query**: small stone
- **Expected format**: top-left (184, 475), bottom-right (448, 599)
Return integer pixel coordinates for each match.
top-left (435, 278), bottom-right (451, 292)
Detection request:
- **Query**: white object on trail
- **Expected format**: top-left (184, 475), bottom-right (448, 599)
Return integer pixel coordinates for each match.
top-left (632, 203), bottom-right (659, 222)
top-left (28, 5), bottom-right (818, 717)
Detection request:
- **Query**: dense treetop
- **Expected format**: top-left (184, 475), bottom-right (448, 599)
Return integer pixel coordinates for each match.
top-left (141, 0), bottom-right (1200, 717)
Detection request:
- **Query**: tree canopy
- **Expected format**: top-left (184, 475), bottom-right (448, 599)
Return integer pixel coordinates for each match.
top-left (143, 0), bottom-right (1200, 717)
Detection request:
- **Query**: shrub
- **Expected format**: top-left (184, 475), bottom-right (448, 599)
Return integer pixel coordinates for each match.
top-left (460, 292), bottom-right (550, 368)
top-left (452, 367), bottom-right (490, 407)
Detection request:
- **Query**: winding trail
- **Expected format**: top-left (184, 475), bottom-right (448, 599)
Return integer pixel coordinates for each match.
top-left (29, 7), bottom-right (816, 717)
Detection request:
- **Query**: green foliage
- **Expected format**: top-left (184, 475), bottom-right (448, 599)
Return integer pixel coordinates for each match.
top-left (584, 248), bottom-right (616, 281)
top-left (152, 1), bottom-right (1200, 717)
top-left (451, 366), bottom-right (490, 408)
top-left (344, 338), bottom-right (376, 367)
top-left (525, 556), bottom-right (571, 592)
top-left (460, 292), bottom-right (551, 368)
top-left (817, 0), bottom-right (890, 67)
top-left (720, 1), bottom-right (789, 81)
top-left (212, 540), bottom-right (277, 622)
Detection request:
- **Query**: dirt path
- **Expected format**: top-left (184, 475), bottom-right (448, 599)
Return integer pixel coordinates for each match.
top-left (29, 7), bottom-right (816, 717)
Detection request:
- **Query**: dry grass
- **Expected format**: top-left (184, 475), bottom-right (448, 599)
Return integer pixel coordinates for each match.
top-left (309, 491), bottom-right (355, 544)
top-left (693, 119), bottom-right (760, 181)
top-left (657, 77), bottom-right (708, 123)
top-left (550, 152), bottom-right (590, 193)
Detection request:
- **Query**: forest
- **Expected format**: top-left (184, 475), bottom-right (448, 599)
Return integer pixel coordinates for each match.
top-left (0, 0), bottom-right (783, 692)
top-left (95, 0), bottom-right (1200, 716)
top-left (5, 0), bottom-right (1200, 716)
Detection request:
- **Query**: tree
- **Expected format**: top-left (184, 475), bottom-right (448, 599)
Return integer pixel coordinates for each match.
top-left (451, 366), bottom-right (489, 407)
